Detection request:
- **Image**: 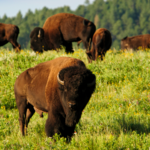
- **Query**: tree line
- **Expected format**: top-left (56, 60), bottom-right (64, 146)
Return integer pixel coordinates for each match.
top-left (1, 0), bottom-right (150, 50)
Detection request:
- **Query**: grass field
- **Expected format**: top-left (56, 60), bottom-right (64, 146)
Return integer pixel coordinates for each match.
top-left (0, 48), bottom-right (150, 149)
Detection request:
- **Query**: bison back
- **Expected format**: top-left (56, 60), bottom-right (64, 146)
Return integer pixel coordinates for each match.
top-left (43, 13), bottom-right (95, 42)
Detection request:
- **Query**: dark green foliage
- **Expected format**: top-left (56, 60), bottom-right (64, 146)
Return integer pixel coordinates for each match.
top-left (0, 0), bottom-right (150, 49)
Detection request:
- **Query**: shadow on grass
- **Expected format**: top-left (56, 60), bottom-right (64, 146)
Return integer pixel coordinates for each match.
top-left (110, 114), bottom-right (150, 134)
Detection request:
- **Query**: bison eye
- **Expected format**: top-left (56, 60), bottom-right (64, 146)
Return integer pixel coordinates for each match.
top-left (68, 102), bottom-right (77, 109)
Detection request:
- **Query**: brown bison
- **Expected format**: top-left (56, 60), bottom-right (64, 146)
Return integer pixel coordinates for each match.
top-left (86, 28), bottom-right (112, 62)
top-left (30, 13), bottom-right (96, 53)
top-left (0, 23), bottom-right (21, 52)
top-left (14, 57), bottom-right (96, 139)
top-left (121, 34), bottom-right (150, 50)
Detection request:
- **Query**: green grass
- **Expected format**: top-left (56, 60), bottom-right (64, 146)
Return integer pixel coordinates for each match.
top-left (0, 48), bottom-right (150, 149)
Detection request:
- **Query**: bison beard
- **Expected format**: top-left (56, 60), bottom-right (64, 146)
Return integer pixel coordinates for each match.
top-left (14, 57), bottom-right (96, 139)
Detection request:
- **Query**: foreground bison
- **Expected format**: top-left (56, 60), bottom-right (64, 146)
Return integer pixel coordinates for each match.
top-left (121, 34), bottom-right (150, 50)
top-left (0, 23), bottom-right (21, 52)
top-left (86, 28), bottom-right (112, 62)
top-left (30, 13), bottom-right (96, 53)
top-left (14, 57), bottom-right (96, 139)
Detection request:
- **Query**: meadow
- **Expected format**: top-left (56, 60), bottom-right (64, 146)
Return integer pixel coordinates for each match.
top-left (0, 47), bottom-right (150, 150)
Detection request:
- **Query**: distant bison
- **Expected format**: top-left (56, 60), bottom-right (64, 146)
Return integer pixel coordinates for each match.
top-left (86, 28), bottom-right (112, 62)
top-left (30, 13), bottom-right (96, 53)
top-left (0, 23), bottom-right (21, 52)
top-left (14, 57), bottom-right (96, 139)
top-left (121, 34), bottom-right (150, 50)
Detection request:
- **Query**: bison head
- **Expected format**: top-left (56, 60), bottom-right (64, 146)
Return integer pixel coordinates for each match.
top-left (121, 36), bottom-right (130, 50)
top-left (30, 27), bottom-right (45, 52)
top-left (57, 66), bottom-right (96, 127)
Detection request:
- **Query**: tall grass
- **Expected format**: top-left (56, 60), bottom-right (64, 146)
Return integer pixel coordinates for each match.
top-left (0, 48), bottom-right (150, 149)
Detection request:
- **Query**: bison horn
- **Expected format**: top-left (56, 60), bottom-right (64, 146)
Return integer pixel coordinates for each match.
top-left (38, 30), bottom-right (41, 38)
top-left (87, 79), bottom-right (95, 87)
top-left (57, 72), bottom-right (64, 85)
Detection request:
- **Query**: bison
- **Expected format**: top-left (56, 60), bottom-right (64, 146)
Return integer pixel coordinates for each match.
top-left (30, 13), bottom-right (96, 53)
top-left (14, 57), bottom-right (96, 139)
top-left (121, 34), bottom-right (150, 50)
top-left (86, 28), bottom-right (112, 62)
top-left (0, 23), bottom-right (21, 52)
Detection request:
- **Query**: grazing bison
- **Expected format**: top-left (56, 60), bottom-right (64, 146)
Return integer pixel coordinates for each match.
top-left (30, 13), bottom-right (96, 53)
top-left (14, 57), bottom-right (96, 139)
top-left (0, 23), bottom-right (21, 52)
top-left (121, 34), bottom-right (150, 50)
top-left (86, 28), bottom-right (112, 62)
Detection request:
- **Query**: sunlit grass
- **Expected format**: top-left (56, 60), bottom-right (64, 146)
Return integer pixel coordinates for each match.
top-left (0, 48), bottom-right (150, 149)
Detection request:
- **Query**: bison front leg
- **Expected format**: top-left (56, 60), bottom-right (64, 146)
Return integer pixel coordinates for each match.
top-left (82, 38), bottom-right (92, 51)
top-left (86, 51), bottom-right (92, 63)
top-left (99, 51), bottom-right (106, 61)
top-left (11, 41), bottom-right (21, 52)
top-left (13, 45), bottom-right (21, 53)
top-left (77, 40), bottom-right (82, 48)
top-left (45, 112), bottom-right (75, 140)
top-left (94, 48), bottom-right (99, 61)
top-left (45, 113), bottom-right (60, 137)
top-left (65, 42), bottom-right (74, 54)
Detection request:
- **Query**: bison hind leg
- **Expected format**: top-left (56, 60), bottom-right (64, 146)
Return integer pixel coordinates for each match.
top-left (16, 96), bottom-right (28, 136)
top-left (25, 103), bottom-right (35, 134)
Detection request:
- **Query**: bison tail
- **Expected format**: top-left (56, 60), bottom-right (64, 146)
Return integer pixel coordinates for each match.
top-left (13, 26), bottom-right (20, 34)
top-left (83, 20), bottom-right (92, 26)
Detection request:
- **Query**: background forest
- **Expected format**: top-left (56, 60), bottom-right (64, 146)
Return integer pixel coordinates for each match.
top-left (1, 0), bottom-right (150, 50)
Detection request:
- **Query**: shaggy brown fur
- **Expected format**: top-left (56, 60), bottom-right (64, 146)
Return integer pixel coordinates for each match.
top-left (14, 57), bottom-right (96, 139)
top-left (121, 34), bottom-right (150, 50)
top-left (30, 13), bottom-right (96, 53)
top-left (86, 28), bottom-right (112, 62)
top-left (0, 23), bottom-right (21, 52)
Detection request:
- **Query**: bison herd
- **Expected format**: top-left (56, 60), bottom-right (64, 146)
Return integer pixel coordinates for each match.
top-left (1, 12), bottom-right (148, 63)
top-left (0, 13), bottom-right (112, 63)
top-left (1, 12), bottom-right (149, 140)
